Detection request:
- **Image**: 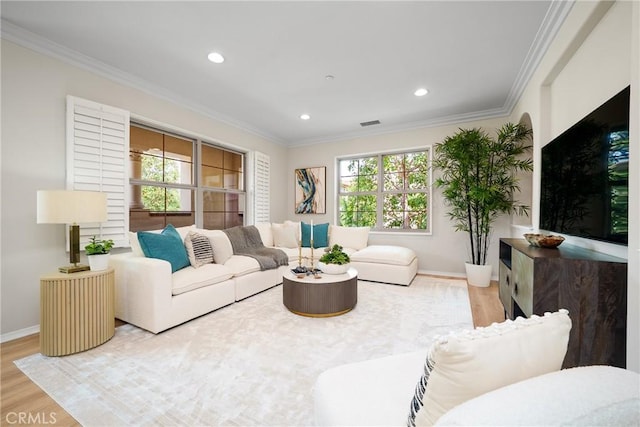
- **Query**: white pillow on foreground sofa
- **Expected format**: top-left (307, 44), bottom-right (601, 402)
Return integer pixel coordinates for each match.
top-left (409, 309), bottom-right (571, 426)
top-left (314, 310), bottom-right (572, 426)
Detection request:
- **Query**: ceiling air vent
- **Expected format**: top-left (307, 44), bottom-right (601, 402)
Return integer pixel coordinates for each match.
top-left (360, 120), bottom-right (381, 127)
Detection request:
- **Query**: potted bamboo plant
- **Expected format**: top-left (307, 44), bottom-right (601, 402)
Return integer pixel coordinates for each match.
top-left (85, 236), bottom-right (114, 271)
top-left (433, 123), bottom-right (532, 286)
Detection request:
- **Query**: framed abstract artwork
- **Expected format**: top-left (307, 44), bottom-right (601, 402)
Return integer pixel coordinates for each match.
top-left (294, 166), bottom-right (326, 214)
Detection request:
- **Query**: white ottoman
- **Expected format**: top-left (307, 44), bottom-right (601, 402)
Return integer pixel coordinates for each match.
top-left (350, 245), bottom-right (418, 286)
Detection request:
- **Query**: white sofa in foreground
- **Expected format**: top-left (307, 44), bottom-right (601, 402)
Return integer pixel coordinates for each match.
top-left (313, 310), bottom-right (639, 426)
top-left (111, 222), bottom-right (418, 333)
top-left (315, 359), bottom-right (639, 426)
top-left (435, 365), bottom-right (640, 426)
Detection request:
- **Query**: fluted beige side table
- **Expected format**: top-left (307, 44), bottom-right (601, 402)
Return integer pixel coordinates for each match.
top-left (40, 268), bottom-right (115, 356)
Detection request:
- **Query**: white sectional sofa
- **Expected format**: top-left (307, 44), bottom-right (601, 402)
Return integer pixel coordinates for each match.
top-left (111, 225), bottom-right (288, 334)
top-left (111, 222), bottom-right (418, 334)
top-left (255, 222), bottom-right (418, 286)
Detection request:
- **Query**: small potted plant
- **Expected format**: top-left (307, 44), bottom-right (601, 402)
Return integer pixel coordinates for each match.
top-left (84, 236), bottom-right (114, 271)
top-left (318, 244), bottom-right (351, 275)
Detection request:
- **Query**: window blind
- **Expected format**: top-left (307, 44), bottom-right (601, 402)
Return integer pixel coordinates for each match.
top-left (252, 151), bottom-right (270, 223)
top-left (66, 95), bottom-right (130, 248)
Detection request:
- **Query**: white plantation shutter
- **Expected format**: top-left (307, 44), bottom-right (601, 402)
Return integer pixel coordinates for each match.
top-left (66, 96), bottom-right (130, 248)
top-left (246, 151), bottom-right (270, 223)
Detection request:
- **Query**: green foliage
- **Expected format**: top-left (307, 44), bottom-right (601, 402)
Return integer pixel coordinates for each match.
top-left (339, 151), bottom-right (429, 229)
top-left (141, 155), bottom-right (182, 211)
top-left (608, 130), bottom-right (629, 235)
top-left (319, 244), bottom-right (351, 265)
top-left (434, 123), bottom-right (533, 265)
top-left (85, 236), bottom-right (114, 255)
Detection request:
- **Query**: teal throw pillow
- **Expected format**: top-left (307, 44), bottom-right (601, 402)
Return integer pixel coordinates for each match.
top-left (137, 224), bottom-right (190, 273)
top-left (301, 222), bottom-right (329, 248)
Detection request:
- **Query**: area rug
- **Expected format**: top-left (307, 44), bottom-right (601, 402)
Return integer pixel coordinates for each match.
top-left (16, 276), bottom-right (473, 426)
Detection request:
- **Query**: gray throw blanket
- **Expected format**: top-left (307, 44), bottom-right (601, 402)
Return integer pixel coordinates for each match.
top-left (223, 225), bottom-right (289, 271)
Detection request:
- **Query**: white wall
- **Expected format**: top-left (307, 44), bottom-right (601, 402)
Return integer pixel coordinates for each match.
top-left (287, 116), bottom-right (514, 277)
top-left (510, 0), bottom-right (638, 371)
top-left (0, 40), bottom-right (288, 338)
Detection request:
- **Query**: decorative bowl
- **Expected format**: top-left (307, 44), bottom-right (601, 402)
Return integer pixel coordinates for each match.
top-left (524, 233), bottom-right (565, 248)
top-left (317, 261), bottom-right (350, 275)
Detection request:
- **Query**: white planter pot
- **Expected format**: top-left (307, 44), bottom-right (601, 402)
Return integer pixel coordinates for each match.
top-left (317, 262), bottom-right (350, 275)
top-left (465, 262), bottom-right (492, 287)
top-left (88, 254), bottom-right (110, 271)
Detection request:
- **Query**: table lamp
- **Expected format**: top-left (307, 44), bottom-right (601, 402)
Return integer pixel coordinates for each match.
top-left (37, 190), bottom-right (108, 273)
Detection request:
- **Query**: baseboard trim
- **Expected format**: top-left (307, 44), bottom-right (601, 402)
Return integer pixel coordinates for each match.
top-left (1, 324), bottom-right (39, 343)
top-left (419, 269), bottom-right (499, 282)
top-left (419, 269), bottom-right (466, 279)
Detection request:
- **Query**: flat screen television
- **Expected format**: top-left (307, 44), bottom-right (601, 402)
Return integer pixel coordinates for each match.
top-left (540, 86), bottom-right (630, 246)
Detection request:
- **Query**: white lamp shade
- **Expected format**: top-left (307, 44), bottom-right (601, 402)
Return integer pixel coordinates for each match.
top-left (37, 190), bottom-right (108, 224)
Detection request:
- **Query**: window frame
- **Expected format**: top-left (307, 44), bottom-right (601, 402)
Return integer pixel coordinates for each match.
top-left (199, 141), bottom-right (247, 230)
top-left (336, 147), bottom-right (432, 234)
top-left (129, 120), bottom-right (248, 231)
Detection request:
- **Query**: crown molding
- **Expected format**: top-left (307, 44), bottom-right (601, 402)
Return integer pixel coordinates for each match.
top-left (2, 1), bottom-right (573, 148)
top-left (1, 19), bottom-right (286, 145)
top-left (291, 107), bottom-right (510, 147)
top-left (503, 0), bottom-right (575, 113)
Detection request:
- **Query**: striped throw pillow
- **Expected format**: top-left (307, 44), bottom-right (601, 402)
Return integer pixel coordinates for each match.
top-left (407, 351), bottom-right (435, 427)
top-left (184, 231), bottom-right (214, 268)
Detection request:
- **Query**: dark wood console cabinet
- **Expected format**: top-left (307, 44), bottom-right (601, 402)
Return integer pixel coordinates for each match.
top-left (499, 238), bottom-right (627, 368)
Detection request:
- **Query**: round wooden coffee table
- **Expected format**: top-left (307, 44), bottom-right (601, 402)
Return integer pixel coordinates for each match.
top-left (283, 268), bottom-right (357, 317)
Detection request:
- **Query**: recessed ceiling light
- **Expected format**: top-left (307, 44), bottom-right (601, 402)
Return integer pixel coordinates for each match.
top-left (414, 88), bottom-right (429, 97)
top-left (300, 114), bottom-right (311, 120)
top-left (207, 52), bottom-right (225, 64)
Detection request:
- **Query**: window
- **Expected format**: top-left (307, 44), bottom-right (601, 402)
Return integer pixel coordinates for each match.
top-left (201, 144), bottom-right (245, 230)
top-left (129, 124), bottom-right (245, 231)
top-left (338, 148), bottom-right (431, 232)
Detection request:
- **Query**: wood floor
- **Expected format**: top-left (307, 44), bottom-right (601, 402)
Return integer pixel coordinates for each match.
top-left (0, 279), bottom-right (503, 426)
